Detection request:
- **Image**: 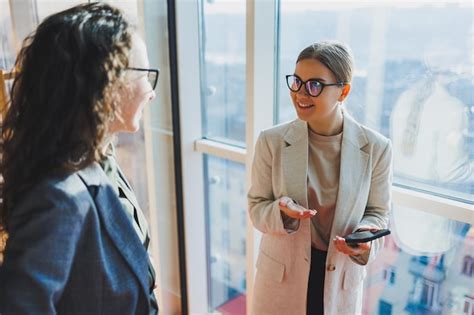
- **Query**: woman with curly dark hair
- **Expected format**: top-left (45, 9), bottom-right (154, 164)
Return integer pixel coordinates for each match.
top-left (0, 3), bottom-right (159, 314)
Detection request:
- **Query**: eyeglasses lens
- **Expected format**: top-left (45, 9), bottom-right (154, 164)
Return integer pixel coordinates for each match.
top-left (148, 72), bottom-right (157, 89)
top-left (287, 76), bottom-right (300, 91)
top-left (307, 80), bottom-right (322, 97)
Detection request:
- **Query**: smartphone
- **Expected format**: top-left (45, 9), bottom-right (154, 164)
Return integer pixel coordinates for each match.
top-left (345, 229), bottom-right (391, 245)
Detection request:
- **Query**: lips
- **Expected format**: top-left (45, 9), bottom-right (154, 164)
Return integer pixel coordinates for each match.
top-left (297, 102), bottom-right (314, 109)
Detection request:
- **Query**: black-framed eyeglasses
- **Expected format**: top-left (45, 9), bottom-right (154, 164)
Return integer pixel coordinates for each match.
top-left (127, 67), bottom-right (160, 90)
top-left (286, 74), bottom-right (345, 97)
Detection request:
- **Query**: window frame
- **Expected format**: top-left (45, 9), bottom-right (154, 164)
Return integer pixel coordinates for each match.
top-left (176, 1), bottom-right (208, 313)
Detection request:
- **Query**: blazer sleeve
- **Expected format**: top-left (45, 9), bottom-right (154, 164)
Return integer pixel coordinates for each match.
top-left (351, 139), bottom-right (393, 265)
top-left (247, 131), bottom-right (291, 235)
top-left (0, 183), bottom-right (88, 315)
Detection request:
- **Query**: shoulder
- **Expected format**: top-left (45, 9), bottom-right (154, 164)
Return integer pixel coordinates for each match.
top-left (259, 119), bottom-right (302, 143)
top-left (28, 173), bottom-right (89, 204)
top-left (262, 119), bottom-right (296, 135)
top-left (360, 124), bottom-right (391, 150)
top-left (356, 124), bottom-right (393, 168)
top-left (13, 165), bottom-right (102, 220)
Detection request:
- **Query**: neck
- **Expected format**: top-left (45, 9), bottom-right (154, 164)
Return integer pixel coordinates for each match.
top-left (101, 134), bottom-right (114, 155)
top-left (307, 107), bottom-right (344, 136)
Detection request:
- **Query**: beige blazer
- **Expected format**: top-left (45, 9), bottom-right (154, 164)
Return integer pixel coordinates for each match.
top-left (248, 111), bottom-right (392, 315)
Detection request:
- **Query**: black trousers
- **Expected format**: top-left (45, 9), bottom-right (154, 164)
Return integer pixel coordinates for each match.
top-left (307, 247), bottom-right (327, 315)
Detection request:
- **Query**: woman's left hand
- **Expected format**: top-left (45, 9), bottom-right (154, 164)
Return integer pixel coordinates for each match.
top-left (332, 226), bottom-right (379, 256)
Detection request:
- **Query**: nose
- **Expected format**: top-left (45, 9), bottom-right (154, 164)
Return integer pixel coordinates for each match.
top-left (295, 87), bottom-right (311, 99)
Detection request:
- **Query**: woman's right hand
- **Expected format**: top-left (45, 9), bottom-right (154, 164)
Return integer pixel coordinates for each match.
top-left (279, 196), bottom-right (317, 219)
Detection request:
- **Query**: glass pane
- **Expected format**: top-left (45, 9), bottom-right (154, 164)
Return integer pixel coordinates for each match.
top-left (134, 0), bottom-right (183, 313)
top-left (0, 0), bottom-right (16, 71)
top-left (0, 0), bottom-right (16, 121)
top-left (200, 0), bottom-right (246, 146)
top-left (204, 155), bottom-right (246, 314)
top-left (99, 0), bottom-right (140, 25)
top-left (36, 0), bottom-right (84, 21)
top-left (277, 1), bottom-right (473, 202)
top-left (36, 1), bottom-right (139, 26)
top-left (363, 206), bottom-right (472, 314)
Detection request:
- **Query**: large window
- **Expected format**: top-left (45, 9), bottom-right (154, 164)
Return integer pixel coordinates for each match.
top-left (277, 2), bottom-right (473, 314)
top-left (200, 0), bottom-right (246, 146)
top-left (199, 0), bottom-right (247, 313)
top-left (178, 1), bottom-right (473, 315)
top-left (277, 1), bottom-right (473, 202)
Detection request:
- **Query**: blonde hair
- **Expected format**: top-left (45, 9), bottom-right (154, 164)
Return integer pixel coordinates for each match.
top-left (297, 40), bottom-right (354, 84)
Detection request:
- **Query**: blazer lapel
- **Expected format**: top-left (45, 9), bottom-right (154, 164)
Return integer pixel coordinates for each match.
top-left (77, 163), bottom-right (149, 298)
top-left (115, 164), bottom-right (144, 219)
top-left (329, 112), bottom-right (370, 248)
top-left (282, 119), bottom-right (309, 208)
top-left (115, 165), bottom-right (150, 241)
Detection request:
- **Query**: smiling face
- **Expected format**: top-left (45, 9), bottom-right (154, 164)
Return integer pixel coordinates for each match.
top-left (108, 34), bottom-right (156, 134)
top-left (290, 58), bottom-right (350, 130)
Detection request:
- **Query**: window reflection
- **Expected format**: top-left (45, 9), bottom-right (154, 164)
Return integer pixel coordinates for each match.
top-left (462, 256), bottom-right (474, 277)
top-left (278, 4), bottom-right (473, 314)
top-left (35, 0), bottom-right (84, 21)
top-left (277, 1), bottom-right (473, 201)
top-left (0, 0), bottom-right (16, 71)
top-left (204, 155), bottom-right (246, 314)
top-left (363, 208), bottom-right (472, 315)
top-left (200, 0), bottom-right (246, 146)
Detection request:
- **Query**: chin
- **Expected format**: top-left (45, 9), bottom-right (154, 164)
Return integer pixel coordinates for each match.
top-left (295, 111), bottom-right (304, 120)
top-left (294, 108), bottom-right (311, 122)
top-left (129, 125), bottom-right (140, 133)
top-left (128, 117), bottom-right (142, 133)
top-left (121, 123), bottom-right (140, 133)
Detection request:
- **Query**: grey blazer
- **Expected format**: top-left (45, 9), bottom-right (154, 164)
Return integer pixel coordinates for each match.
top-left (0, 163), bottom-right (155, 315)
top-left (248, 112), bottom-right (392, 315)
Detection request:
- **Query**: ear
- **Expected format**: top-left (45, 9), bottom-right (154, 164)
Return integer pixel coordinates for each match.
top-left (338, 84), bottom-right (351, 102)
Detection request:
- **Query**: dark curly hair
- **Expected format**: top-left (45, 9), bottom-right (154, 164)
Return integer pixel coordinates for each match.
top-left (0, 2), bottom-right (133, 231)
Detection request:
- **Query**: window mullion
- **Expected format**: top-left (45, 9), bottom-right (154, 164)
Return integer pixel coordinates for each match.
top-left (245, 0), bottom-right (277, 313)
